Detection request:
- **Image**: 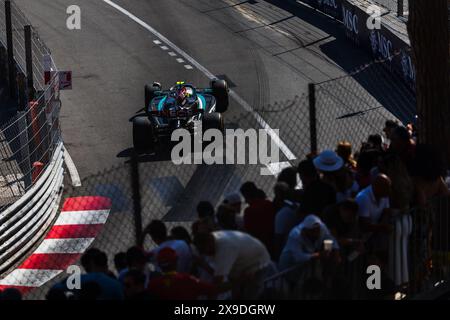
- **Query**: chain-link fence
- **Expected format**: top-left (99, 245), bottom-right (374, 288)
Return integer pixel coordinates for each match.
top-left (0, 0), bottom-right (423, 300)
top-left (5, 54), bottom-right (418, 299)
top-left (0, 0), bottom-right (50, 91)
top-left (0, 72), bottom-right (61, 208)
top-left (0, 0), bottom-right (61, 208)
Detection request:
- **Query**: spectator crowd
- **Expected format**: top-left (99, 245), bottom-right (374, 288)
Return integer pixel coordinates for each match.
top-left (2, 120), bottom-right (449, 301)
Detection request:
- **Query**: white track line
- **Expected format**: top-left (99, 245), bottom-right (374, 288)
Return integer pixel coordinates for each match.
top-left (63, 147), bottom-right (81, 187)
top-left (102, 0), bottom-right (297, 161)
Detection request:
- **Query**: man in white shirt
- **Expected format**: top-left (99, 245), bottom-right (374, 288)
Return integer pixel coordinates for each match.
top-left (356, 174), bottom-right (394, 268)
top-left (144, 220), bottom-right (192, 273)
top-left (193, 230), bottom-right (274, 299)
top-left (355, 174), bottom-right (393, 234)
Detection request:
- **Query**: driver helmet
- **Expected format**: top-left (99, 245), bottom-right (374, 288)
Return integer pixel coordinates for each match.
top-left (176, 86), bottom-right (189, 106)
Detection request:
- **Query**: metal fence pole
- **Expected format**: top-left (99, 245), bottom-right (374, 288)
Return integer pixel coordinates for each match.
top-left (308, 83), bottom-right (317, 154)
top-left (397, 0), bottom-right (404, 17)
top-left (5, 0), bottom-right (16, 98)
top-left (130, 154), bottom-right (143, 245)
top-left (24, 25), bottom-right (35, 102)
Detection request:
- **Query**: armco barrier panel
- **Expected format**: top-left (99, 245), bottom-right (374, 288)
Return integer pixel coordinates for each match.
top-left (0, 141), bottom-right (64, 276)
top-left (0, 0), bottom-right (65, 281)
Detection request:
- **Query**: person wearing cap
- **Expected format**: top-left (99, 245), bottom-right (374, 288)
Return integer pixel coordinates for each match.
top-left (278, 215), bottom-right (340, 285)
top-left (193, 230), bottom-right (274, 299)
top-left (314, 150), bottom-right (359, 203)
top-left (313, 150), bottom-right (344, 190)
top-left (148, 247), bottom-right (219, 300)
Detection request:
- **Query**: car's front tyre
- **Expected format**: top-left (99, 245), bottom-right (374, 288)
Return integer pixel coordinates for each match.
top-left (210, 79), bottom-right (229, 113)
top-left (133, 116), bottom-right (156, 154)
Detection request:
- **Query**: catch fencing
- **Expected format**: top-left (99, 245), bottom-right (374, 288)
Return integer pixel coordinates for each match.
top-left (0, 0), bottom-right (50, 91)
top-left (0, 0), bottom-right (62, 208)
top-left (0, 0), bottom-right (64, 284)
top-left (18, 55), bottom-right (421, 299)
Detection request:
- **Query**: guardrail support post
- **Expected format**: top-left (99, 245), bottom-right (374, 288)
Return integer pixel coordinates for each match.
top-left (5, 0), bottom-right (16, 99)
top-left (397, 0), bottom-right (404, 17)
top-left (24, 25), bottom-right (35, 102)
top-left (130, 154), bottom-right (143, 246)
top-left (308, 83), bottom-right (317, 154)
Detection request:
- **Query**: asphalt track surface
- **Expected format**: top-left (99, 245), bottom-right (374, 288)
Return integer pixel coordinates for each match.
top-left (12, 0), bottom-right (406, 298)
top-left (16, 0), bottom-right (376, 177)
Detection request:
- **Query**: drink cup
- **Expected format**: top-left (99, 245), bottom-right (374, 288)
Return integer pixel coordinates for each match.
top-left (323, 239), bottom-right (333, 252)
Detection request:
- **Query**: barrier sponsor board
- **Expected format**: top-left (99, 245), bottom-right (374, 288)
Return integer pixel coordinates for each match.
top-left (298, 0), bottom-right (415, 92)
top-left (302, 0), bottom-right (343, 19)
top-left (58, 71), bottom-right (72, 90)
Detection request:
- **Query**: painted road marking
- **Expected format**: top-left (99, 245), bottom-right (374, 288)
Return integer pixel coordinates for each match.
top-left (160, 45), bottom-right (169, 50)
top-left (63, 147), bottom-right (81, 187)
top-left (0, 196), bottom-right (111, 295)
top-left (153, 39), bottom-right (162, 45)
top-left (54, 210), bottom-right (110, 225)
top-left (176, 58), bottom-right (185, 63)
top-left (102, 0), bottom-right (297, 161)
top-left (168, 51), bottom-right (177, 57)
top-left (184, 65), bottom-right (193, 70)
top-left (34, 238), bottom-right (95, 254)
top-left (0, 269), bottom-right (62, 287)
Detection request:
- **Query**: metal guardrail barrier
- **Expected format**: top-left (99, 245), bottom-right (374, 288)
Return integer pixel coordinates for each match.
top-left (0, 141), bottom-right (64, 276)
top-left (0, 0), bottom-right (62, 209)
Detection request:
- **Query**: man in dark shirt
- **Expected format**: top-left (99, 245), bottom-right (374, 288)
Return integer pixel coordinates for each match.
top-left (322, 200), bottom-right (363, 257)
top-left (297, 159), bottom-right (336, 218)
top-left (240, 182), bottom-right (276, 255)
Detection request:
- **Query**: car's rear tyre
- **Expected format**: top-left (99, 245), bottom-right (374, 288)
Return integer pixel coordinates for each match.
top-left (210, 79), bottom-right (229, 113)
top-left (145, 84), bottom-right (159, 108)
top-left (133, 116), bottom-right (155, 153)
top-left (202, 112), bottom-right (224, 133)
